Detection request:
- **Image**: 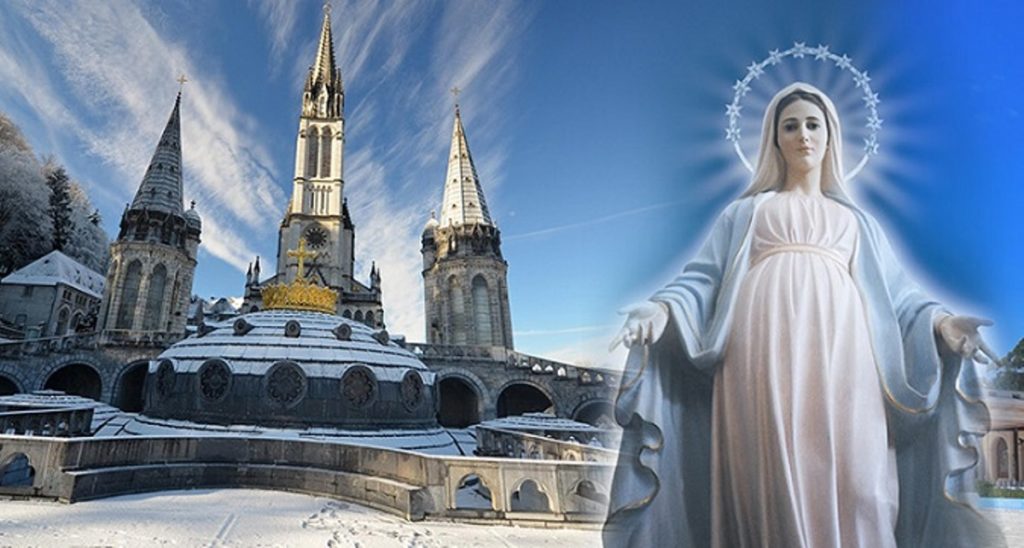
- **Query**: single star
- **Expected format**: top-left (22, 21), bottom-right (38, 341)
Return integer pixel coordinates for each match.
top-left (767, 49), bottom-right (783, 65)
top-left (854, 71), bottom-right (872, 89)
top-left (863, 92), bottom-right (880, 107)
top-left (726, 126), bottom-right (741, 143)
top-left (792, 42), bottom-right (807, 58)
top-left (813, 44), bottom-right (830, 60)
top-left (726, 103), bottom-right (742, 118)
top-left (835, 54), bottom-right (852, 69)
top-left (746, 62), bottom-right (764, 78)
top-left (733, 79), bottom-right (750, 96)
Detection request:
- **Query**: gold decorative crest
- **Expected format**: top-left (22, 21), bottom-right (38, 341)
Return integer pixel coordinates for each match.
top-left (263, 238), bottom-right (337, 314)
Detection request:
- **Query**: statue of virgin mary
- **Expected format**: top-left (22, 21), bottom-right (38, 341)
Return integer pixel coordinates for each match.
top-left (603, 82), bottom-right (1006, 547)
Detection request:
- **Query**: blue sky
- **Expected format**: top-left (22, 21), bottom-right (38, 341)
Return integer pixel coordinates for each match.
top-left (0, 0), bottom-right (1020, 365)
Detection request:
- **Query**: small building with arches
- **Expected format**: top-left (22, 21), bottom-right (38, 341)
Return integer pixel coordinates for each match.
top-left (0, 250), bottom-right (105, 339)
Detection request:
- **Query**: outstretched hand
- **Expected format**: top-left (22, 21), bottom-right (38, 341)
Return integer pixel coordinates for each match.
top-left (936, 315), bottom-right (1002, 365)
top-left (610, 301), bottom-right (669, 351)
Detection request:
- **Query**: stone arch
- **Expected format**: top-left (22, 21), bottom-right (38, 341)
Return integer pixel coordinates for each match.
top-left (496, 380), bottom-right (555, 418)
top-left (365, 311), bottom-right (374, 327)
top-left (70, 311), bottom-right (83, 333)
top-left (471, 274), bottom-right (492, 345)
top-left (0, 453), bottom-right (35, 487)
top-left (509, 479), bottom-right (551, 512)
top-left (342, 309), bottom-right (352, 319)
top-left (114, 360), bottom-right (149, 412)
top-left (437, 374), bottom-right (484, 428)
top-left (572, 398), bottom-right (615, 427)
top-left (43, 362), bottom-right (103, 400)
top-left (115, 260), bottom-right (143, 329)
top-left (996, 437), bottom-right (1010, 479)
top-left (142, 263), bottom-right (167, 331)
top-left (454, 473), bottom-right (493, 510)
top-left (354, 310), bottom-right (364, 323)
top-left (0, 374), bottom-right (20, 396)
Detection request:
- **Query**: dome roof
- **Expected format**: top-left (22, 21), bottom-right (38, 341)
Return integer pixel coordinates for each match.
top-left (144, 310), bottom-right (436, 430)
top-left (422, 216), bottom-right (439, 238)
top-left (184, 203), bottom-right (201, 228)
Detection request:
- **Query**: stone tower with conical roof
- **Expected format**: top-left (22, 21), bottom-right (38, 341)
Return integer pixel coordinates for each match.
top-left (421, 105), bottom-right (513, 349)
top-left (99, 92), bottom-right (201, 344)
top-left (255, 5), bottom-right (382, 326)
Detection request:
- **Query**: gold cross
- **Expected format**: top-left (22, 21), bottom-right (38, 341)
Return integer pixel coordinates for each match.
top-left (323, 1), bottom-right (331, 15)
top-left (288, 238), bottom-right (318, 280)
top-left (450, 86), bottom-right (461, 103)
top-left (177, 74), bottom-right (188, 91)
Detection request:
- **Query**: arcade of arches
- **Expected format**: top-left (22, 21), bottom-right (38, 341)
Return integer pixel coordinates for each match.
top-left (497, 383), bottom-right (553, 418)
top-left (43, 364), bottom-right (102, 401)
top-left (438, 377), bottom-right (481, 428)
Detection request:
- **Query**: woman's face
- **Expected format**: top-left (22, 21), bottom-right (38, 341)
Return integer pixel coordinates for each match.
top-left (776, 99), bottom-right (828, 174)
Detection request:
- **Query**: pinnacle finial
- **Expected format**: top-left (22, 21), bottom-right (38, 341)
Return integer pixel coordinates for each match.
top-left (450, 86), bottom-right (462, 109)
top-left (323, 1), bottom-right (331, 15)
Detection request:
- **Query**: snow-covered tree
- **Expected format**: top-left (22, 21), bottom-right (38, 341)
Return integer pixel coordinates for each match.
top-left (0, 145), bottom-right (51, 275)
top-left (46, 165), bottom-right (73, 251)
top-left (65, 182), bottom-right (110, 272)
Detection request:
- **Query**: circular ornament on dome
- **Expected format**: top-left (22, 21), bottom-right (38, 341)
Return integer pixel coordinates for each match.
top-left (233, 318), bottom-right (254, 336)
top-left (400, 371), bottom-right (424, 411)
top-left (284, 320), bottom-right (302, 338)
top-left (341, 366), bottom-right (377, 409)
top-left (333, 323), bottom-right (352, 341)
top-left (155, 359), bottom-right (175, 398)
top-left (372, 329), bottom-right (389, 345)
top-left (197, 359), bottom-right (231, 403)
top-left (265, 361), bottom-right (307, 408)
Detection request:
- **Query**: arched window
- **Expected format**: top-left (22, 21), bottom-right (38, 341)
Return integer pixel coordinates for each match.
top-left (354, 310), bottom-right (364, 322)
top-left (305, 127), bottom-right (319, 179)
top-left (342, 310), bottom-right (352, 319)
top-left (115, 261), bottom-right (143, 329)
top-left (320, 127), bottom-right (332, 178)
top-left (472, 275), bottom-right (492, 345)
top-left (997, 437), bottom-right (1010, 478)
top-left (448, 277), bottom-right (466, 345)
top-left (365, 310), bottom-right (374, 326)
top-left (55, 307), bottom-right (70, 336)
top-left (143, 264), bottom-right (167, 330)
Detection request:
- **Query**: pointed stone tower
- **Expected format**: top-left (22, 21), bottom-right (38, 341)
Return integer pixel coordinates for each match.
top-left (256, 5), bottom-right (382, 326)
top-left (99, 92), bottom-right (201, 344)
top-left (422, 105), bottom-right (513, 349)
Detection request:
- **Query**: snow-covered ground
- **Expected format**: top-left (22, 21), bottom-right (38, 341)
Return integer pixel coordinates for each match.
top-left (0, 489), bottom-right (602, 547)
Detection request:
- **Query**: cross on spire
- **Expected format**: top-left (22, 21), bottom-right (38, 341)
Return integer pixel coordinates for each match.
top-left (450, 86), bottom-right (461, 106)
top-left (177, 73), bottom-right (188, 92)
top-left (288, 238), bottom-right (319, 280)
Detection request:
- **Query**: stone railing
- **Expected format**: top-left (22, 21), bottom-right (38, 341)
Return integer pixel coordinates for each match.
top-left (98, 330), bottom-right (183, 348)
top-left (475, 427), bottom-right (618, 463)
top-left (0, 332), bottom-right (99, 358)
top-left (0, 435), bottom-right (612, 525)
top-left (404, 342), bottom-right (619, 386)
top-left (0, 406), bottom-right (94, 437)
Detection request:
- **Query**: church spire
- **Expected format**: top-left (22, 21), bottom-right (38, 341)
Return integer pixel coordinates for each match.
top-left (130, 92), bottom-right (184, 215)
top-left (302, 4), bottom-right (344, 118)
top-left (439, 104), bottom-right (493, 227)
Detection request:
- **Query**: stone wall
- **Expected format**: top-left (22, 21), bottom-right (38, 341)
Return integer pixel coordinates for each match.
top-left (0, 435), bottom-right (612, 525)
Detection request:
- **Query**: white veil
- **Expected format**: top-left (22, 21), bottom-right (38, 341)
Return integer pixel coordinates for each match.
top-left (741, 82), bottom-right (849, 197)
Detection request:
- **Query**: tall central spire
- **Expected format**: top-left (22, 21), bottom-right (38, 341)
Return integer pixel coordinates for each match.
top-left (439, 106), bottom-right (493, 227)
top-left (130, 92), bottom-right (183, 215)
top-left (311, 5), bottom-right (339, 89)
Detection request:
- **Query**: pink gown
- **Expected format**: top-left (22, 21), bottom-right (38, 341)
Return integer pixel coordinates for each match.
top-left (710, 192), bottom-right (899, 547)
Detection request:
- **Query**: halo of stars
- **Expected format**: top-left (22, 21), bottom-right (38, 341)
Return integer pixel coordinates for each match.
top-left (726, 43), bottom-right (882, 181)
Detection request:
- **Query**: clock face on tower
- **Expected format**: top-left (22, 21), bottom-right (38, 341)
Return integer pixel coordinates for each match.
top-left (305, 226), bottom-right (329, 249)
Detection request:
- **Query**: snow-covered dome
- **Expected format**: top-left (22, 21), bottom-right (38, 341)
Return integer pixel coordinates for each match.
top-left (421, 215), bottom-right (439, 239)
top-left (184, 201), bottom-right (201, 229)
top-left (143, 310), bottom-right (436, 429)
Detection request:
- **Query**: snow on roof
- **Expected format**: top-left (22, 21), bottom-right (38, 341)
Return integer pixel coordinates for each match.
top-left (479, 413), bottom-right (601, 433)
top-left (1, 250), bottom-right (105, 298)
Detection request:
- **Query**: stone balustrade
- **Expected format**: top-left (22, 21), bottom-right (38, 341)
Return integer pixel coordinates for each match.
top-left (0, 435), bottom-right (612, 525)
top-left (404, 342), bottom-right (619, 387)
top-left (475, 427), bottom-right (618, 463)
top-left (0, 406), bottom-right (94, 437)
top-left (0, 332), bottom-right (99, 358)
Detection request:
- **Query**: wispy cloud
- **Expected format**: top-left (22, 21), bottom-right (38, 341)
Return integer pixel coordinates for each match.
top-left (0, 0), bottom-right (286, 273)
top-left (515, 325), bottom-right (614, 337)
top-left (252, 0), bottom-right (300, 74)
top-left (506, 200), bottom-right (690, 241)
